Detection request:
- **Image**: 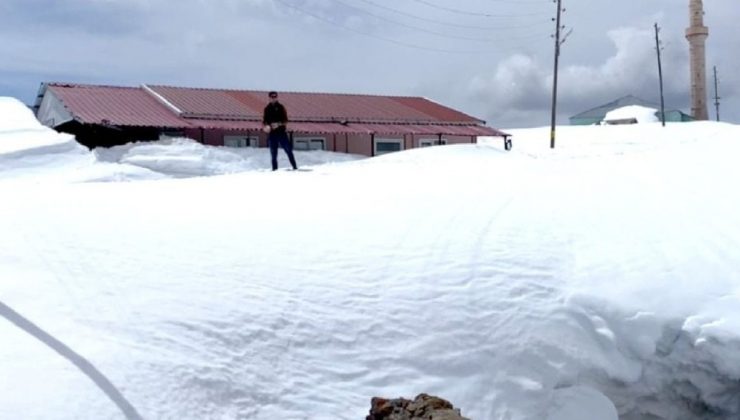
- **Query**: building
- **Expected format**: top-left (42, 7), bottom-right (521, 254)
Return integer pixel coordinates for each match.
top-left (569, 95), bottom-right (694, 125)
top-left (33, 83), bottom-right (506, 156)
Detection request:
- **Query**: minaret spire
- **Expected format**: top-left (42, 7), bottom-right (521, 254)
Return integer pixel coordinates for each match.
top-left (686, 0), bottom-right (709, 120)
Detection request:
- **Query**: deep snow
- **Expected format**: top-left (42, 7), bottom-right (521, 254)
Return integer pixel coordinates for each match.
top-left (1, 97), bottom-right (739, 419)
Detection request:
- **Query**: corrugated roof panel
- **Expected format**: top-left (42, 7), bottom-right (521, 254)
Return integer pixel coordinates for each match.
top-left (152, 87), bottom-right (479, 123)
top-left (45, 83), bottom-right (505, 136)
top-left (393, 97), bottom-right (483, 123)
top-left (275, 92), bottom-right (437, 122)
top-left (149, 86), bottom-right (255, 118)
top-left (225, 90), bottom-right (269, 115)
top-left (48, 83), bottom-right (190, 128)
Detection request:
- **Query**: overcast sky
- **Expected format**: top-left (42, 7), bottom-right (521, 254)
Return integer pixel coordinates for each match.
top-left (1, 0), bottom-right (738, 129)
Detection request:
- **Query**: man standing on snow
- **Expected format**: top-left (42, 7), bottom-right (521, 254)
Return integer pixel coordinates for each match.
top-left (263, 91), bottom-right (298, 171)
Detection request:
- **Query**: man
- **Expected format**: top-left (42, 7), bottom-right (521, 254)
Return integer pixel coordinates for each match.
top-left (262, 91), bottom-right (298, 171)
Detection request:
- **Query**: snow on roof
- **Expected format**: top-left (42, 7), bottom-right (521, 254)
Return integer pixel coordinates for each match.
top-left (603, 105), bottom-right (659, 124)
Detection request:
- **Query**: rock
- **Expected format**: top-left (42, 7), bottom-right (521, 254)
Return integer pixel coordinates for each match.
top-left (366, 393), bottom-right (469, 420)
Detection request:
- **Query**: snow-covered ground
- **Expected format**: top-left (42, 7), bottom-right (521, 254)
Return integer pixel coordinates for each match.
top-left (1, 96), bottom-right (739, 419)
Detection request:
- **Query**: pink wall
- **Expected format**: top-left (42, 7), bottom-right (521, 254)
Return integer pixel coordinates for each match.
top-left (408, 134), bottom-right (475, 146)
top-left (346, 134), bottom-right (372, 156)
top-left (184, 128), bottom-right (478, 156)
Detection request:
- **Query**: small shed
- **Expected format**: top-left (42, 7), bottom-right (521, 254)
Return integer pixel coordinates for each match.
top-left (569, 95), bottom-right (694, 125)
top-left (33, 83), bottom-right (507, 156)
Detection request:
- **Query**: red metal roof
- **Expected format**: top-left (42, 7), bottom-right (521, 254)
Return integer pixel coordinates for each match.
top-left (149, 86), bottom-right (483, 124)
top-left (149, 85), bottom-right (257, 118)
top-left (47, 83), bottom-right (190, 128)
top-left (392, 97), bottom-right (484, 123)
top-left (43, 83), bottom-right (505, 136)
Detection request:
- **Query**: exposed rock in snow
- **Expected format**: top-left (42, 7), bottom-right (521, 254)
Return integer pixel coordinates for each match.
top-left (366, 394), bottom-right (469, 420)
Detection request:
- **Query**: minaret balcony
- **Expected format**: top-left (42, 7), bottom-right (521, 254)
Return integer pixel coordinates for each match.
top-left (685, 26), bottom-right (709, 38)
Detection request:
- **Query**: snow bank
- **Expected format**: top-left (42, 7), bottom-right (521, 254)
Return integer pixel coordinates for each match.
top-left (0, 97), bottom-right (362, 181)
top-left (94, 138), bottom-right (364, 177)
top-left (0, 97), bottom-right (47, 132)
top-left (482, 122), bottom-right (740, 418)
top-left (0, 97), bottom-right (166, 183)
top-left (603, 105), bottom-right (659, 124)
top-left (0, 97), bottom-right (84, 159)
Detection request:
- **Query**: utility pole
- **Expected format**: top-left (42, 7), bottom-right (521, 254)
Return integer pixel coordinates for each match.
top-left (654, 23), bottom-right (666, 127)
top-left (549, 0), bottom-right (564, 149)
top-left (713, 66), bottom-right (721, 121)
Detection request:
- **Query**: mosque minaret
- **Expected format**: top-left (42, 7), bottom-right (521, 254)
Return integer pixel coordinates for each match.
top-left (686, 0), bottom-right (709, 120)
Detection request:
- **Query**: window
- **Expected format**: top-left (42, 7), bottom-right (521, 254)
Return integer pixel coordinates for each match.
top-left (419, 138), bottom-right (447, 147)
top-left (224, 135), bottom-right (258, 148)
top-left (294, 137), bottom-right (326, 151)
top-left (374, 138), bottom-right (403, 155)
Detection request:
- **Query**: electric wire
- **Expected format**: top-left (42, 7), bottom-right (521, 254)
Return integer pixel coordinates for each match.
top-left (407, 0), bottom-right (550, 18)
top-left (332, 0), bottom-right (549, 42)
top-left (275, 0), bottom-right (551, 54)
top-left (274, 0), bottom-right (492, 53)
top-left (352, 0), bottom-right (551, 31)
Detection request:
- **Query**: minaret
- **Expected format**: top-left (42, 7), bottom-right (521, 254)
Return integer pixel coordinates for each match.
top-left (686, 0), bottom-right (709, 120)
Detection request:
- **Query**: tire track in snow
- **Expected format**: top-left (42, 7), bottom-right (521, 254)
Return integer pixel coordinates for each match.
top-left (0, 301), bottom-right (143, 419)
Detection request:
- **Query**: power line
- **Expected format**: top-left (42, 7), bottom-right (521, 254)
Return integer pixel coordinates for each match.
top-left (275, 0), bottom-right (551, 54)
top-left (407, 0), bottom-right (550, 18)
top-left (274, 0), bottom-right (493, 54)
top-left (331, 0), bottom-right (536, 42)
top-left (352, 0), bottom-right (551, 31)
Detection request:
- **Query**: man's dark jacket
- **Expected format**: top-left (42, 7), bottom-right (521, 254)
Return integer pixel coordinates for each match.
top-left (263, 102), bottom-right (288, 134)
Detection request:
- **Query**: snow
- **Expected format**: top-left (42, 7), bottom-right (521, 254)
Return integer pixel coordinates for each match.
top-left (1, 96), bottom-right (740, 419)
top-left (603, 105), bottom-right (659, 124)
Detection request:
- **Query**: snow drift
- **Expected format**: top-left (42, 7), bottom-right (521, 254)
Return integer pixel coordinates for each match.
top-left (1, 96), bottom-right (740, 420)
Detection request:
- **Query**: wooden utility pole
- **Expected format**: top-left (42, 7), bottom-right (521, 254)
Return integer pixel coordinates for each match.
top-left (654, 23), bottom-right (666, 127)
top-left (549, 0), bottom-right (563, 148)
top-left (713, 66), bottom-right (721, 121)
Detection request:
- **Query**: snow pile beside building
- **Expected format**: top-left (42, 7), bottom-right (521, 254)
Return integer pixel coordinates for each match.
top-left (0, 97), bottom-right (166, 182)
top-left (0, 97), bottom-right (86, 164)
top-left (603, 105), bottom-right (659, 124)
top-left (93, 138), bottom-right (364, 177)
top-left (0, 97), bottom-right (363, 181)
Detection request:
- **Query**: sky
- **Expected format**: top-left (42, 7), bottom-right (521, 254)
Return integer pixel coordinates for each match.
top-left (1, 0), bottom-right (739, 129)
top-left (2, 96), bottom-right (740, 419)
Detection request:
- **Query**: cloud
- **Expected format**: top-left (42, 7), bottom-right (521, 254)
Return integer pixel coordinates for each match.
top-left (463, 26), bottom-right (697, 128)
top-left (466, 54), bottom-right (550, 126)
top-left (1, 0), bottom-right (148, 35)
top-left (1, 0), bottom-right (738, 126)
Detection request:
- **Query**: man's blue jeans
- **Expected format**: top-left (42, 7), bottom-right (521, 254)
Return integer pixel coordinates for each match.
top-left (269, 131), bottom-right (297, 171)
